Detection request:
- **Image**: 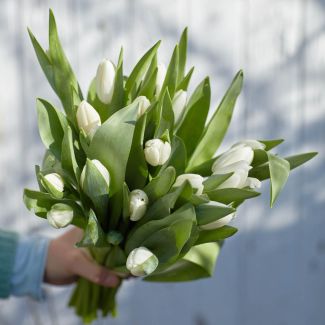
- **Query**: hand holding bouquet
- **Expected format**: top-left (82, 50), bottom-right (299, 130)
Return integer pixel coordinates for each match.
top-left (24, 10), bottom-right (316, 323)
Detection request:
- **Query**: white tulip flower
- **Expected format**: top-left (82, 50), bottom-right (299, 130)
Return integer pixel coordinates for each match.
top-left (76, 100), bottom-right (101, 139)
top-left (134, 96), bottom-right (151, 119)
top-left (213, 161), bottom-right (252, 189)
top-left (156, 63), bottom-right (167, 95)
top-left (174, 173), bottom-right (204, 195)
top-left (172, 90), bottom-right (187, 123)
top-left (244, 177), bottom-right (262, 189)
top-left (144, 139), bottom-right (171, 166)
top-left (232, 139), bottom-right (265, 150)
top-left (200, 212), bottom-right (235, 230)
top-left (126, 247), bottom-right (158, 276)
top-left (96, 59), bottom-right (116, 104)
top-left (129, 189), bottom-right (149, 221)
top-left (80, 159), bottom-right (110, 189)
top-left (44, 173), bottom-right (64, 192)
top-left (47, 203), bottom-right (73, 229)
top-left (211, 146), bottom-right (254, 173)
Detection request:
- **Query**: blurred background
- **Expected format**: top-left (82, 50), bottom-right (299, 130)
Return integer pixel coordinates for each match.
top-left (0, 0), bottom-right (324, 324)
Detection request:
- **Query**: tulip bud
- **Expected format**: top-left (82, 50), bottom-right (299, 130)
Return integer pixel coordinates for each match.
top-left (129, 189), bottom-right (149, 221)
top-left (134, 96), bottom-right (151, 119)
top-left (47, 203), bottom-right (73, 229)
top-left (43, 173), bottom-right (64, 193)
top-left (156, 63), bottom-right (167, 95)
top-left (144, 139), bottom-right (171, 166)
top-left (96, 59), bottom-right (116, 104)
top-left (232, 139), bottom-right (266, 150)
top-left (80, 159), bottom-right (110, 189)
top-left (172, 90), bottom-right (187, 123)
top-left (174, 173), bottom-right (204, 195)
top-left (244, 177), bottom-right (261, 189)
top-left (200, 212), bottom-right (235, 230)
top-left (211, 146), bottom-right (254, 173)
top-left (76, 100), bottom-right (101, 139)
top-left (126, 247), bottom-right (159, 276)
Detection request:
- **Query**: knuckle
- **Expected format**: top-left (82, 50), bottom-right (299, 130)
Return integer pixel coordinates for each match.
top-left (93, 268), bottom-right (107, 284)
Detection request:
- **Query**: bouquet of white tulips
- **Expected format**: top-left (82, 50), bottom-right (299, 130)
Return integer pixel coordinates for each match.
top-left (23, 10), bottom-right (316, 323)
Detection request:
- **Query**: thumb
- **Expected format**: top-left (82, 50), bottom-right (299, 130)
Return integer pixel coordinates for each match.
top-left (71, 252), bottom-right (120, 287)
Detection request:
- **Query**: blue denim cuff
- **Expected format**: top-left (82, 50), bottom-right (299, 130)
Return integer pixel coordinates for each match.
top-left (10, 235), bottom-right (50, 300)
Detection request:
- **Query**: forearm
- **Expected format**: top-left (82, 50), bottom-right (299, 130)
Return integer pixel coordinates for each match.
top-left (0, 230), bottom-right (18, 298)
top-left (0, 229), bottom-right (50, 300)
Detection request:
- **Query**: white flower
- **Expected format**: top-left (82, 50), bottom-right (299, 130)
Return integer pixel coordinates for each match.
top-left (243, 177), bottom-right (261, 189)
top-left (174, 173), bottom-right (204, 195)
top-left (80, 159), bottom-right (110, 189)
top-left (47, 203), bottom-right (73, 229)
top-left (126, 247), bottom-right (158, 276)
top-left (156, 63), bottom-right (166, 95)
top-left (200, 212), bottom-right (235, 230)
top-left (95, 59), bottom-right (116, 104)
top-left (212, 146), bottom-right (254, 172)
top-left (134, 96), bottom-right (151, 119)
top-left (144, 139), bottom-right (171, 166)
top-left (129, 189), bottom-right (149, 221)
top-left (76, 100), bottom-right (101, 139)
top-left (232, 139), bottom-right (265, 150)
top-left (172, 90), bottom-right (187, 123)
top-left (44, 173), bottom-right (64, 192)
top-left (214, 161), bottom-right (252, 189)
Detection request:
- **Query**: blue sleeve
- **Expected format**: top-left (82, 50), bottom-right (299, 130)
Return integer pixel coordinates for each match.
top-left (10, 234), bottom-right (50, 300)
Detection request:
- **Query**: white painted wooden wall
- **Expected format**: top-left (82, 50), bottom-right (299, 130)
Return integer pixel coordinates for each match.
top-left (0, 0), bottom-right (324, 324)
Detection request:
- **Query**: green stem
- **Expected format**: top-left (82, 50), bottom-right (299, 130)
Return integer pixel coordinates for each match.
top-left (69, 277), bottom-right (122, 323)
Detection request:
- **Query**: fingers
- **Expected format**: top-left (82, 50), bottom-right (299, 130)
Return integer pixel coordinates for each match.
top-left (70, 252), bottom-right (120, 288)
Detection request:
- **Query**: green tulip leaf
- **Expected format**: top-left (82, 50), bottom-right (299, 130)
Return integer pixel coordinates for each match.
top-left (138, 54), bottom-right (158, 100)
top-left (88, 102), bottom-right (139, 228)
top-left (29, 10), bottom-right (83, 122)
top-left (145, 242), bottom-right (220, 282)
top-left (251, 149), bottom-right (269, 167)
top-left (109, 47), bottom-right (126, 117)
top-left (36, 98), bottom-right (67, 160)
top-left (23, 189), bottom-right (86, 228)
top-left (196, 226), bottom-right (238, 245)
top-left (61, 126), bottom-right (80, 182)
top-left (249, 152), bottom-right (317, 181)
top-left (187, 70), bottom-right (243, 170)
top-left (203, 173), bottom-right (233, 192)
top-left (82, 159), bottom-right (110, 221)
top-left (122, 182), bottom-right (131, 221)
top-left (259, 139), bottom-right (284, 151)
top-left (177, 27), bottom-right (188, 86)
top-left (76, 210), bottom-right (108, 247)
top-left (144, 166), bottom-right (176, 202)
top-left (155, 90), bottom-right (174, 139)
top-left (88, 101), bottom-right (139, 196)
top-left (163, 136), bottom-right (187, 176)
top-left (159, 45), bottom-right (179, 99)
top-left (206, 188), bottom-right (260, 204)
top-left (186, 157), bottom-right (216, 176)
top-left (125, 203), bottom-right (195, 254)
top-left (176, 66), bottom-right (194, 91)
top-left (125, 112), bottom-right (148, 190)
top-left (177, 77), bottom-right (211, 157)
top-left (195, 203), bottom-right (235, 226)
top-left (125, 41), bottom-right (161, 99)
top-left (268, 153), bottom-right (290, 207)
